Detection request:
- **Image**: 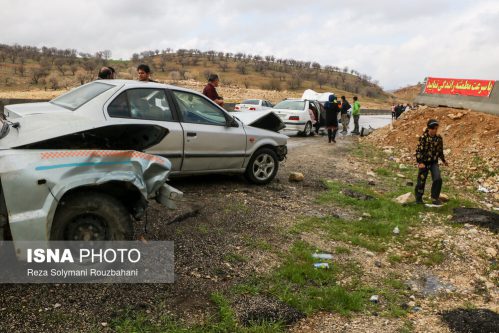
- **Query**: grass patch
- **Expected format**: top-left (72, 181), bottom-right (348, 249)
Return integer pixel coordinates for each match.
top-left (111, 293), bottom-right (285, 333)
top-left (267, 242), bottom-right (369, 315)
top-left (335, 246), bottom-right (352, 254)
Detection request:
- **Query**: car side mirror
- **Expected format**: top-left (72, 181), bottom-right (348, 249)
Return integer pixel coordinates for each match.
top-left (227, 117), bottom-right (239, 128)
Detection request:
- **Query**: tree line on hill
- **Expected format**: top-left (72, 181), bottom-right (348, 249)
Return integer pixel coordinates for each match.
top-left (0, 43), bottom-right (385, 98)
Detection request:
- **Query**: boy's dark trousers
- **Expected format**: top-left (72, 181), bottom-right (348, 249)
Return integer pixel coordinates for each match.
top-left (415, 163), bottom-right (442, 200)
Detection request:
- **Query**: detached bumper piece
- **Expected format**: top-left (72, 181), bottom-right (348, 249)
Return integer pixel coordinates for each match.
top-left (156, 184), bottom-right (183, 209)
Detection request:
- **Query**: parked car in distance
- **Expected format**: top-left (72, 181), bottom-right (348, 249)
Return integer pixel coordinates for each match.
top-left (4, 80), bottom-right (287, 184)
top-left (234, 99), bottom-right (273, 111)
top-left (272, 99), bottom-right (323, 136)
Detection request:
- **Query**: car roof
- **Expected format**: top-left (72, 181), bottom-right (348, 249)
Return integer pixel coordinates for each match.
top-left (97, 79), bottom-right (198, 94)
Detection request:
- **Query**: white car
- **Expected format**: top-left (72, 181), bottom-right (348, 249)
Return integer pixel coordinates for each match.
top-left (4, 80), bottom-right (287, 184)
top-left (234, 99), bottom-right (273, 112)
top-left (272, 99), bottom-right (323, 136)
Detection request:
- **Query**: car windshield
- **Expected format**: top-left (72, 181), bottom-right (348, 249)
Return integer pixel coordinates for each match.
top-left (241, 99), bottom-right (259, 105)
top-left (50, 82), bottom-right (114, 110)
top-left (273, 100), bottom-right (305, 111)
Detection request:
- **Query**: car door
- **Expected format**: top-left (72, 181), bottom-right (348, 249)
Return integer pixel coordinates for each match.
top-left (106, 88), bottom-right (185, 171)
top-left (170, 90), bottom-right (247, 172)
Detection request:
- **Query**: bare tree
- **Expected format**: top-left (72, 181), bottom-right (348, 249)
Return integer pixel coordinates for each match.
top-left (18, 64), bottom-right (26, 77)
top-left (219, 62), bottom-right (228, 72)
top-left (236, 62), bottom-right (247, 75)
top-left (317, 74), bottom-right (328, 89)
top-left (55, 58), bottom-right (66, 75)
top-left (31, 67), bottom-right (47, 84)
top-left (70, 64), bottom-right (79, 76)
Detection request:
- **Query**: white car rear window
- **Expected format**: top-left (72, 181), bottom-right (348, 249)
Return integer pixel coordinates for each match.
top-left (273, 100), bottom-right (305, 111)
top-left (241, 99), bottom-right (259, 105)
top-left (51, 82), bottom-right (114, 110)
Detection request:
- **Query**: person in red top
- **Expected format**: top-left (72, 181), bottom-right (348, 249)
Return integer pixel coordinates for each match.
top-left (203, 74), bottom-right (224, 106)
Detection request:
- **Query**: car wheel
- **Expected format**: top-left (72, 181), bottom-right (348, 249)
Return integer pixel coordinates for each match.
top-left (300, 122), bottom-right (312, 137)
top-left (50, 191), bottom-right (133, 241)
top-left (245, 148), bottom-right (279, 185)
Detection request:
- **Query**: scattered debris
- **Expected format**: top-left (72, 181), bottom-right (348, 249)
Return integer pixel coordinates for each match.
top-left (369, 295), bottom-right (379, 303)
top-left (392, 226), bottom-right (400, 235)
top-left (447, 112), bottom-right (464, 120)
top-left (478, 185), bottom-right (491, 193)
top-left (312, 253), bottom-right (333, 260)
top-left (313, 263), bottom-right (330, 269)
top-left (396, 173), bottom-right (406, 178)
top-left (101, 322), bottom-right (108, 327)
top-left (441, 308), bottom-right (499, 333)
top-left (406, 181), bottom-right (414, 187)
top-left (451, 208), bottom-right (499, 233)
top-left (374, 260), bottom-right (382, 268)
top-left (289, 172), bottom-right (304, 182)
top-left (342, 189), bottom-right (374, 201)
top-left (53, 303), bottom-right (61, 309)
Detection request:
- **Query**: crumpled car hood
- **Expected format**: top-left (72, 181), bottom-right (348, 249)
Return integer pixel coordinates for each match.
top-left (235, 110), bottom-right (285, 132)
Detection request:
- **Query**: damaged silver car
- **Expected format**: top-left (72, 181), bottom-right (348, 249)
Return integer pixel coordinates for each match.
top-left (0, 116), bottom-right (182, 243)
top-left (4, 80), bottom-right (288, 184)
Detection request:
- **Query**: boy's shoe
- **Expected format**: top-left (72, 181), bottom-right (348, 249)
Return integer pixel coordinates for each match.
top-left (415, 198), bottom-right (424, 205)
top-left (431, 198), bottom-right (443, 206)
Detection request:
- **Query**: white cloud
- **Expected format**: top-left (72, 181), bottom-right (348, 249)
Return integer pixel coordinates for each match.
top-left (0, 0), bottom-right (498, 88)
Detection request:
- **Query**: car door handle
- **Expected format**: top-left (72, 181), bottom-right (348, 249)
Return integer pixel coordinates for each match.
top-left (186, 132), bottom-right (197, 137)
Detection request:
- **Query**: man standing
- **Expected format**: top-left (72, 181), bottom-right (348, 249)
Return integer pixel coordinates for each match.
top-left (324, 94), bottom-right (339, 143)
top-left (351, 96), bottom-right (361, 134)
top-left (137, 64), bottom-right (156, 82)
top-left (415, 119), bottom-right (448, 205)
top-left (203, 74), bottom-right (224, 106)
top-left (340, 96), bottom-right (351, 133)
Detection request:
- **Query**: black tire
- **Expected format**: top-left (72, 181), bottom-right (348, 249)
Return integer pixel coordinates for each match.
top-left (299, 122), bottom-right (312, 137)
top-left (50, 191), bottom-right (133, 241)
top-left (245, 148), bottom-right (279, 185)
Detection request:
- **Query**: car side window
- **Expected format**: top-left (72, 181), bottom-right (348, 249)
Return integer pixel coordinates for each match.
top-left (172, 90), bottom-right (227, 126)
top-left (108, 89), bottom-right (173, 121)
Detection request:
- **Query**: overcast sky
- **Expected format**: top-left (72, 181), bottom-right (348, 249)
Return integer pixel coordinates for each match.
top-left (2, 0), bottom-right (498, 89)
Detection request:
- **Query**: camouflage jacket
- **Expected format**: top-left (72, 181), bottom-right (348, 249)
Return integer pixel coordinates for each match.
top-left (415, 130), bottom-right (446, 164)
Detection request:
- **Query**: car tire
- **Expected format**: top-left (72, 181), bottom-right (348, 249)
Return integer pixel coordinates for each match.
top-left (245, 148), bottom-right (279, 185)
top-left (50, 191), bottom-right (133, 241)
top-left (300, 122), bottom-right (312, 137)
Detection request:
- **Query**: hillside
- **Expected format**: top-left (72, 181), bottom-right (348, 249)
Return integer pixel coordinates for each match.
top-left (392, 84), bottom-right (423, 102)
top-left (0, 44), bottom-right (390, 107)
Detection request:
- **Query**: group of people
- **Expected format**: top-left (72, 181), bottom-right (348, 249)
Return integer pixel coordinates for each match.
top-left (391, 103), bottom-right (411, 119)
top-left (322, 95), bottom-right (361, 143)
top-left (97, 64), bottom-right (157, 82)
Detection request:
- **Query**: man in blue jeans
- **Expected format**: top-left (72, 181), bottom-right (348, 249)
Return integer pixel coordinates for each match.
top-left (415, 119), bottom-right (448, 205)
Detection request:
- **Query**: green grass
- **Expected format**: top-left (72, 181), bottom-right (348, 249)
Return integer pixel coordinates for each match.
top-left (268, 242), bottom-right (368, 315)
top-left (112, 293), bottom-right (285, 333)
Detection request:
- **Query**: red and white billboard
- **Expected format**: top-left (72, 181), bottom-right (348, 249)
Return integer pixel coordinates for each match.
top-left (424, 77), bottom-right (495, 97)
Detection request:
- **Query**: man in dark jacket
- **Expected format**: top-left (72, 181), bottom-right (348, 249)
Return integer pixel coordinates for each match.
top-left (415, 119), bottom-right (448, 205)
top-left (340, 96), bottom-right (351, 133)
top-left (324, 94), bottom-right (339, 143)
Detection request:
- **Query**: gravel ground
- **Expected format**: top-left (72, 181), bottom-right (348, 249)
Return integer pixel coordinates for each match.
top-left (0, 133), bottom-right (355, 332)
